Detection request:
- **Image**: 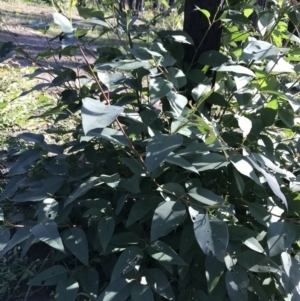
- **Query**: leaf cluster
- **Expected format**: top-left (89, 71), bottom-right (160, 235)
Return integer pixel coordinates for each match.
top-left (2, 1), bottom-right (300, 300)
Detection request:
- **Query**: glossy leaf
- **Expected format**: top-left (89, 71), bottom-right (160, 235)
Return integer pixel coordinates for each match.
top-left (131, 284), bottom-right (154, 301)
top-left (237, 251), bottom-right (280, 273)
top-left (225, 266), bottom-right (249, 301)
top-left (0, 226), bottom-right (10, 251)
top-left (56, 278), bottom-right (79, 301)
top-left (146, 134), bottom-right (183, 173)
top-left (64, 177), bottom-right (102, 208)
top-left (146, 268), bottom-right (175, 300)
top-left (267, 222), bottom-right (296, 257)
top-left (193, 213), bottom-right (228, 261)
top-left (205, 255), bottom-right (225, 292)
top-left (111, 246), bottom-right (143, 282)
top-left (8, 149), bottom-right (41, 176)
top-left (126, 199), bottom-right (150, 227)
top-left (0, 225), bottom-right (32, 256)
top-left (53, 12), bottom-right (73, 33)
top-left (148, 240), bottom-right (186, 265)
top-left (0, 175), bottom-right (25, 202)
top-left (82, 98), bottom-right (124, 135)
top-left (281, 252), bottom-right (300, 293)
top-left (28, 265), bottom-right (68, 286)
top-left (63, 228), bottom-right (89, 265)
top-left (188, 187), bottom-right (225, 206)
top-left (78, 267), bottom-right (99, 299)
top-left (231, 157), bottom-right (261, 186)
top-left (166, 92), bottom-right (188, 117)
top-left (98, 216), bottom-right (115, 251)
top-left (95, 277), bottom-right (131, 301)
top-left (31, 220), bottom-right (65, 252)
top-left (151, 200), bottom-right (186, 242)
top-left (149, 78), bottom-right (173, 105)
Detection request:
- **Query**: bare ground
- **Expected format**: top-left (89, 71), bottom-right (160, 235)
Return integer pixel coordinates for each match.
top-left (0, 1), bottom-right (98, 69)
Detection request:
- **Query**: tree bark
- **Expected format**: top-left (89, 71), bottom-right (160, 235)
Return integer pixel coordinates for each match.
top-left (183, 0), bottom-right (224, 67)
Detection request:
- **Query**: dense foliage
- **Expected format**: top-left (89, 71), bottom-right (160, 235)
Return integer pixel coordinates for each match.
top-left (2, 0), bottom-right (300, 300)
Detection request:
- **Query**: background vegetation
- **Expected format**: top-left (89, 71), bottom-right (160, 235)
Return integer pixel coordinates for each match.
top-left (1, 0), bottom-right (300, 300)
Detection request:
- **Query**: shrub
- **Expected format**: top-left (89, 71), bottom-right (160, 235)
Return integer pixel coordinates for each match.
top-left (1, 1), bottom-right (300, 300)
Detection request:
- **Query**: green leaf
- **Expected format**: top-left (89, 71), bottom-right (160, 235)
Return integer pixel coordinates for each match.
top-left (146, 134), bottom-right (183, 173)
top-left (98, 216), bottom-right (115, 251)
top-left (236, 115), bottom-right (252, 138)
top-left (38, 198), bottom-right (59, 222)
top-left (97, 72), bottom-right (125, 90)
top-left (18, 132), bottom-right (45, 144)
top-left (28, 265), bottom-right (68, 286)
top-left (167, 67), bottom-right (187, 89)
top-left (87, 128), bottom-right (130, 147)
top-left (193, 213), bottom-right (228, 262)
top-left (236, 251), bottom-right (280, 273)
top-left (100, 174), bottom-right (120, 188)
top-left (180, 224), bottom-right (194, 255)
top-left (258, 13), bottom-right (276, 36)
top-left (205, 255), bottom-right (225, 292)
top-left (53, 12), bottom-right (73, 33)
top-left (31, 220), bottom-right (65, 252)
top-left (111, 246), bottom-right (143, 282)
top-left (148, 240), bottom-right (186, 265)
top-left (110, 232), bottom-right (140, 245)
top-left (82, 98), bottom-right (124, 135)
top-left (56, 278), bottom-right (79, 301)
top-left (281, 252), bottom-right (300, 292)
top-left (240, 40), bottom-right (287, 61)
top-left (120, 157), bottom-right (146, 176)
top-left (267, 222), bottom-right (296, 257)
top-left (242, 237), bottom-right (264, 253)
top-left (13, 176), bottom-right (64, 203)
top-left (0, 226), bottom-right (10, 251)
top-left (198, 50), bottom-right (228, 67)
top-left (225, 266), bottom-right (249, 301)
top-left (63, 228), bottom-right (89, 265)
top-left (0, 175), bottom-right (25, 201)
top-left (278, 107), bottom-right (294, 128)
top-left (231, 157), bottom-right (261, 186)
top-left (196, 7), bottom-right (211, 19)
top-left (261, 99), bottom-right (278, 127)
top-left (95, 60), bottom-right (149, 71)
top-left (158, 30), bottom-right (193, 45)
top-left (228, 225), bottom-right (257, 241)
top-left (126, 200), bottom-right (150, 227)
top-left (146, 268), bottom-right (175, 300)
top-left (191, 82), bottom-right (211, 102)
top-left (64, 177), bottom-right (102, 208)
top-left (131, 284), bottom-right (154, 301)
top-left (151, 200), bottom-right (186, 242)
top-left (212, 65), bottom-right (255, 77)
top-left (95, 278), bottom-right (131, 301)
top-left (77, 17), bottom-right (110, 28)
top-left (233, 168), bottom-right (245, 195)
top-left (166, 92), bottom-right (188, 117)
top-left (188, 188), bottom-right (225, 206)
top-left (248, 157), bottom-right (288, 209)
top-left (8, 149), bottom-right (41, 176)
top-left (165, 153), bottom-right (198, 174)
top-left (149, 78), bottom-right (173, 105)
top-left (190, 153), bottom-right (228, 172)
top-left (78, 267), bottom-right (99, 299)
top-left (0, 225), bottom-right (31, 256)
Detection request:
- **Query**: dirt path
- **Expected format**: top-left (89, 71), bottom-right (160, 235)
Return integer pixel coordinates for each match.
top-left (0, 1), bottom-right (98, 68)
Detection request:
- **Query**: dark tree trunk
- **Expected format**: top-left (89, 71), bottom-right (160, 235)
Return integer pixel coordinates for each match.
top-left (183, 0), bottom-right (224, 67)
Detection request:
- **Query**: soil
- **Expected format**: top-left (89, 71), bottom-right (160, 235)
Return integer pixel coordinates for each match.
top-left (0, 1), bottom-right (97, 69)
